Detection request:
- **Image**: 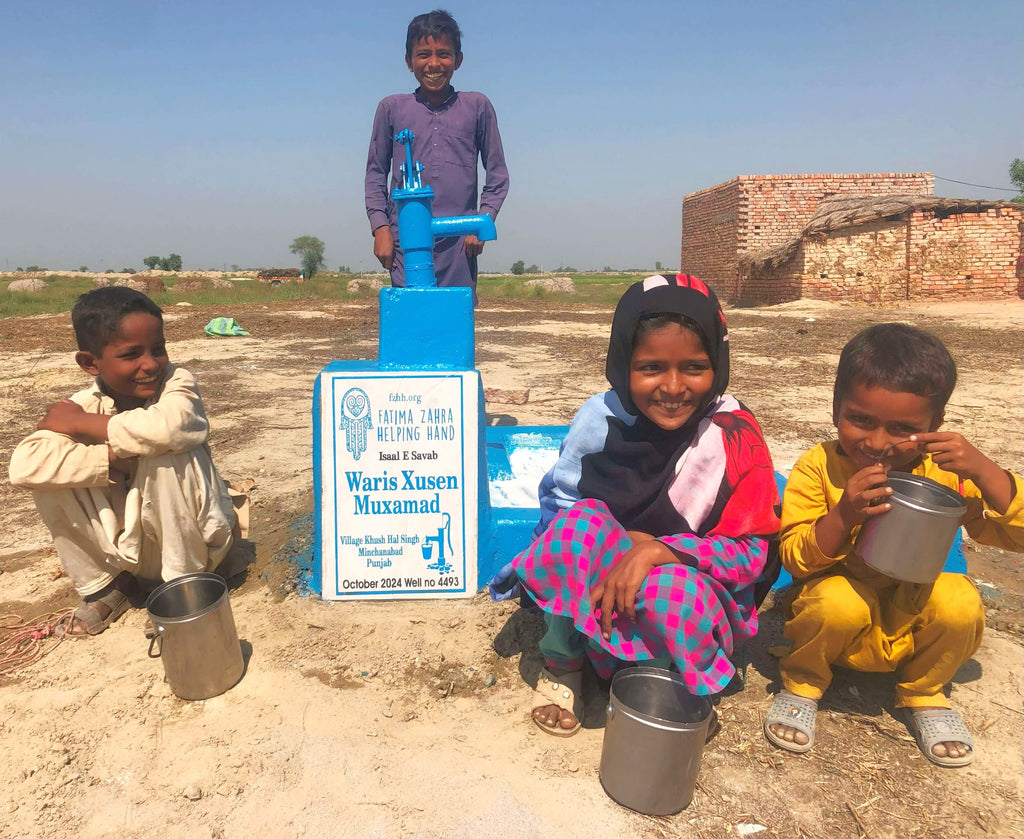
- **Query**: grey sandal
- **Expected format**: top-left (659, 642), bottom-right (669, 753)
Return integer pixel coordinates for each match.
top-left (909, 708), bottom-right (975, 768)
top-left (764, 691), bottom-right (817, 753)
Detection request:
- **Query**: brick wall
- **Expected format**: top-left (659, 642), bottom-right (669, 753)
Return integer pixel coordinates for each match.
top-left (739, 173), bottom-right (933, 254)
top-left (682, 173), bottom-right (934, 299)
top-left (736, 256), bottom-right (803, 304)
top-left (908, 208), bottom-right (1023, 298)
top-left (801, 219), bottom-right (910, 303)
top-left (678, 178), bottom-right (743, 299)
top-left (739, 205), bottom-right (1024, 303)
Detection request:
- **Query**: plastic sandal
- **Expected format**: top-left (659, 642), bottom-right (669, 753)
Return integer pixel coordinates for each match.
top-left (531, 668), bottom-right (583, 737)
top-left (909, 708), bottom-right (975, 768)
top-left (764, 691), bottom-right (817, 753)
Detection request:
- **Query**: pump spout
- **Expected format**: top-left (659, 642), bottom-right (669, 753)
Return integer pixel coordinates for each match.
top-left (430, 213), bottom-right (497, 242)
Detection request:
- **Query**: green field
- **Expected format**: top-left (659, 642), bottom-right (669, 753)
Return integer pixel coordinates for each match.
top-left (0, 272), bottom-right (642, 319)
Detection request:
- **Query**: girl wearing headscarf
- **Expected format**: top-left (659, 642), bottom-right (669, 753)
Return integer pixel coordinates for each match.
top-left (512, 275), bottom-right (780, 736)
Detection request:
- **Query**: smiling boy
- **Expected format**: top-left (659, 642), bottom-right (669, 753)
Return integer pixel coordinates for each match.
top-left (364, 9), bottom-right (509, 294)
top-left (764, 323), bottom-right (1022, 767)
top-left (9, 287), bottom-right (243, 636)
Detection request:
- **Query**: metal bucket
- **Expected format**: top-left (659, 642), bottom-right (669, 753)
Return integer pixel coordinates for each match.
top-left (856, 472), bottom-right (966, 584)
top-left (599, 667), bottom-right (713, 815)
top-left (146, 572), bottom-right (244, 700)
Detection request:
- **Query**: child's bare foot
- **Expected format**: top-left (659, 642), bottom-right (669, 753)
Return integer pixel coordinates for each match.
top-left (531, 668), bottom-right (583, 736)
top-left (909, 707), bottom-right (974, 767)
top-left (66, 572), bottom-right (136, 636)
top-left (532, 703), bottom-right (579, 731)
top-left (764, 692), bottom-right (817, 753)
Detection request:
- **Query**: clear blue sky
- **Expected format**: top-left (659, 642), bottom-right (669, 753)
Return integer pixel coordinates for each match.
top-left (2, 0), bottom-right (1020, 273)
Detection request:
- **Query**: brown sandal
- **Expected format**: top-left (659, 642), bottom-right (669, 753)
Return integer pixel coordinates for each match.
top-left (65, 574), bottom-right (136, 636)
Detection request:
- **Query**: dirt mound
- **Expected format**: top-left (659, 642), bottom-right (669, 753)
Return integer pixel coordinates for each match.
top-left (524, 276), bottom-right (575, 293)
top-left (170, 279), bottom-right (236, 293)
top-left (5, 278), bottom-right (48, 293)
top-left (92, 276), bottom-right (166, 294)
top-left (347, 277), bottom-right (384, 293)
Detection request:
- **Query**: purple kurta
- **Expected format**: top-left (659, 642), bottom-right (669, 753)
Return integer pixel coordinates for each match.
top-left (364, 88), bottom-right (509, 289)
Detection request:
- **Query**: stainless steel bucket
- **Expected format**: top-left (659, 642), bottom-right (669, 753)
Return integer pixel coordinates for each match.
top-left (855, 472), bottom-right (966, 584)
top-left (146, 572), bottom-right (244, 700)
top-left (599, 667), bottom-right (713, 815)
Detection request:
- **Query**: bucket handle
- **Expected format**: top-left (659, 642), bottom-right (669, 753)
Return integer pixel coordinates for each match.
top-left (147, 626), bottom-right (164, 658)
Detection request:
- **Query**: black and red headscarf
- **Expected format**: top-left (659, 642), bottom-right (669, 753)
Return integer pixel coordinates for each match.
top-left (579, 274), bottom-right (734, 534)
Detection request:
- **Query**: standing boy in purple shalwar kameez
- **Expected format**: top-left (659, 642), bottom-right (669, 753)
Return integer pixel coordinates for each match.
top-left (364, 9), bottom-right (509, 296)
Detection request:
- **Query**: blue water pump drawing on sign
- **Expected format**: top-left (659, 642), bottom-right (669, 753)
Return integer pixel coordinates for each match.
top-left (422, 512), bottom-right (454, 575)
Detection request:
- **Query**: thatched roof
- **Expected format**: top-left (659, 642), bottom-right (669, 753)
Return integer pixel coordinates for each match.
top-left (740, 195), bottom-right (1015, 273)
top-left (804, 195), bottom-right (1009, 234)
top-left (738, 238), bottom-right (801, 273)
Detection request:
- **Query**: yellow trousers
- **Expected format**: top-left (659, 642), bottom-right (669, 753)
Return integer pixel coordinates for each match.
top-left (780, 572), bottom-right (984, 709)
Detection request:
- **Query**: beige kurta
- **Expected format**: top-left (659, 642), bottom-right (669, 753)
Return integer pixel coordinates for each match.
top-left (9, 365), bottom-right (237, 595)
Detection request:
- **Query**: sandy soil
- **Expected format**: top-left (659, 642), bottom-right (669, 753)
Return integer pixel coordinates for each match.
top-left (0, 294), bottom-right (1021, 838)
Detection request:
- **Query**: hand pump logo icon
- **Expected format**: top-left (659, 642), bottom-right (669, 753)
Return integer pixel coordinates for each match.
top-left (339, 387), bottom-right (372, 460)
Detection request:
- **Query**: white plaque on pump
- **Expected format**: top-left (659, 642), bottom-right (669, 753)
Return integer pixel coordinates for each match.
top-left (318, 369), bottom-right (479, 599)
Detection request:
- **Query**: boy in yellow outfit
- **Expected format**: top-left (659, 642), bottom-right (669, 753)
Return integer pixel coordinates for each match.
top-left (764, 323), bottom-right (1021, 767)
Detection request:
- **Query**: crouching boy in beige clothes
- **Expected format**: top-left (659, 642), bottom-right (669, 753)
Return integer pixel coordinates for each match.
top-left (9, 286), bottom-right (246, 636)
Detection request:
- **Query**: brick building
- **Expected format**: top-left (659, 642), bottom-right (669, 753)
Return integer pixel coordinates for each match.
top-left (680, 173), bottom-right (1024, 303)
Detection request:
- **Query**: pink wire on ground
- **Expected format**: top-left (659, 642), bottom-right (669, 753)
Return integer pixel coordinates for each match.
top-left (0, 609), bottom-right (76, 677)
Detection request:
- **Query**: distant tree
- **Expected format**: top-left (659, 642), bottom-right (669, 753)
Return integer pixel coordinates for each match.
top-left (602, 265), bottom-right (614, 272)
top-left (290, 235), bottom-right (326, 281)
top-left (15, 267), bottom-right (24, 272)
top-left (338, 265), bottom-right (352, 273)
top-left (25, 265), bottom-right (44, 272)
top-left (230, 264), bottom-right (240, 272)
top-left (511, 260), bottom-right (525, 275)
top-left (143, 256), bottom-right (161, 269)
top-left (555, 265), bottom-right (577, 273)
top-left (526, 264), bottom-right (540, 274)
top-left (160, 253), bottom-right (183, 272)
top-left (120, 267), bottom-right (136, 274)
top-left (1011, 158), bottom-right (1024, 203)
top-left (105, 269), bottom-right (116, 274)
top-left (655, 260), bottom-right (663, 271)
top-left (78, 265), bottom-right (88, 272)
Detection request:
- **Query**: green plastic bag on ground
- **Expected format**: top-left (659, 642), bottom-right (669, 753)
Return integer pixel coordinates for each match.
top-left (203, 317), bottom-right (251, 337)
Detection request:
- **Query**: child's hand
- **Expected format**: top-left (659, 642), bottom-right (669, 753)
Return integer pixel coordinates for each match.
top-left (589, 539), bottom-right (675, 640)
top-left (836, 464), bottom-right (893, 527)
top-left (108, 446), bottom-right (137, 476)
top-left (911, 432), bottom-right (1015, 514)
top-left (373, 226), bottom-right (395, 270)
top-left (910, 432), bottom-right (986, 482)
top-left (37, 400), bottom-right (110, 444)
top-left (37, 399), bottom-right (87, 437)
top-left (815, 464), bottom-right (892, 559)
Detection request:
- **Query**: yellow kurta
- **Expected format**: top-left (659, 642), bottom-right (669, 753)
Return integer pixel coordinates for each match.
top-left (778, 441), bottom-right (1022, 707)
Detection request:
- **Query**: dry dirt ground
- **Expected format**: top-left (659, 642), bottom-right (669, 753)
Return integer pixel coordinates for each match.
top-left (0, 294), bottom-right (1021, 839)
